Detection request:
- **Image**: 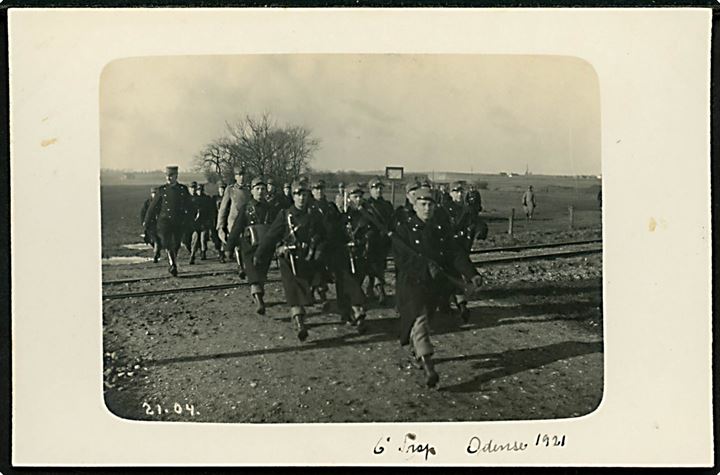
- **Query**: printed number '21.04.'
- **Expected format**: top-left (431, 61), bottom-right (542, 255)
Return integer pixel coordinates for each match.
top-left (142, 402), bottom-right (197, 416)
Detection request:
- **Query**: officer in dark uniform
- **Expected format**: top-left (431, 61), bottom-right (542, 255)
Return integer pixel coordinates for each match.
top-left (335, 183), bottom-right (375, 330)
top-left (392, 187), bottom-right (483, 388)
top-left (255, 179), bottom-right (326, 341)
top-left (364, 177), bottom-right (394, 304)
top-left (465, 184), bottom-right (483, 212)
top-left (266, 177), bottom-right (289, 211)
top-left (143, 166), bottom-right (194, 276)
top-left (307, 179), bottom-right (342, 307)
top-left (140, 187), bottom-right (162, 263)
top-left (442, 181), bottom-right (489, 322)
top-left (226, 177), bottom-right (282, 315)
top-left (189, 184), bottom-right (217, 264)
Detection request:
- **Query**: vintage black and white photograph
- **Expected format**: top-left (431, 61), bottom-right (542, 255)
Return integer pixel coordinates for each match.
top-left (99, 54), bottom-right (604, 423)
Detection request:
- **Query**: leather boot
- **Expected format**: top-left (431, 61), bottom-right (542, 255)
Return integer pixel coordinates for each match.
top-left (201, 250), bottom-right (207, 260)
top-left (458, 302), bottom-right (469, 323)
top-left (169, 265), bottom-right (178, 277)
top-left (375, 284), bottom-right (385, 305)
top-left (253, 293), bottom-right (266, 315)
top-left (353, 309), bottom-right (367, 334)
top-left (219, 252), bottom-right (226, 263)
top-left (421, 355), bottom-right (439, 388)
top-left (293, 315), bottom-right (308, 342)
top-left (189, 255), bottom-right (196, 265)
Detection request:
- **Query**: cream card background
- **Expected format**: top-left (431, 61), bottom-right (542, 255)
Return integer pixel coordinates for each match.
top-left (10, 8), bottom-right (713, 466)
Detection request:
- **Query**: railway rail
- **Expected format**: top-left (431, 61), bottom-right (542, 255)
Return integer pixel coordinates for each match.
top-left (102, 238), bottom-right (602, 286)
top-left (102, 241), bottom-right (602, 300)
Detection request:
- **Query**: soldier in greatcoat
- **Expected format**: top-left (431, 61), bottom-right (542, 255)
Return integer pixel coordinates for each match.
top-left (334, 181), bottom-right (347, 212)
top-left (254, 179), bottom-right (326, 342)
top-left (217, 167), bottom-right (252, 276)
top-left (140, 187), bottom-right (162, 263)
top-left (189, 184), bottom-right (217, 264)
top-left (142, 166), bottom-right (194, 276)
top-left (364, 177), bottom-right (394, 304)
top-left (210, 182), bottom-right (227, 262)
top-left (522, 185), bottom-right (537, 220)
top-left (442, 181), bottom-right (489, 322)
top-left (308, 179), bottom-right (341, 307)
top-left (226, 177), bottom-right (282, 315)
top-left (392, 187), bottom-right (483, 387)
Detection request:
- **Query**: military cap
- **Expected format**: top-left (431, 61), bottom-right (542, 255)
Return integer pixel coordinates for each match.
top-left (450, 181), bottom-right (464, 191)
top-left (283, 182), bottom-right (291, 188)
top-left (414, 187), bottom-right (435, 202)
top-left (218, 182), bottom-right (227, 189)
top-left (312, 179), bottom-right (326, 189)
top-left (337, 181), bottom-right (346, 188)
top-left (291, 179), bottom-right (310, 194)
top-left (405, 180), bottom-right (420, 193)
top-left (150, 187), bottom-right (158, 193)
top-left (190, 181), bottom-right (198, 188)
top-left (266, 177), bottom-right (276, 185)
top-left (417, 178), bottom-right (432, 188)
top-left (251, 176), bottom-right (266, 188)
top-left (233, 166), bottom-right (245, 175)
top-left (348, 183), bottom-right (365, 195)
top-left (368, 177), bottom-right (384, 188)
top-left (165, 165), bottom-right (179, 174)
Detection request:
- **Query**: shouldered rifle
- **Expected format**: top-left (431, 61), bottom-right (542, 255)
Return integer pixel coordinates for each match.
top-left (358, 208), bottom-right (480, 294)
top-left (345, 220), bottom-right (358, 274)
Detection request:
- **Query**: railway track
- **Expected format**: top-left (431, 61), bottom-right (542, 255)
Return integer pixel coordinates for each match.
top-left (102, 238), bottom-right (602, 286)
top-left (102, 241), bottom-right (602, 300)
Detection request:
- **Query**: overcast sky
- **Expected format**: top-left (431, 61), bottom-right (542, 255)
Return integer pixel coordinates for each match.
top-left (100, 54), bottom-right (600, 176)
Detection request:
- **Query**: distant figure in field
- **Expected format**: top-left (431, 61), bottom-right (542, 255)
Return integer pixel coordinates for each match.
top-left (522, 185), bottom-right (536, 220)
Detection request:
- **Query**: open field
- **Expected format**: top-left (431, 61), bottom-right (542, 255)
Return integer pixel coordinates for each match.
top-left (100, 175), bottom-right (603, 423)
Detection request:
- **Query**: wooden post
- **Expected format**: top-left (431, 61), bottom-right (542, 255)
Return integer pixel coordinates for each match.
top-left (508, 208), bottom-right (515, 235)
top-left (569, 205), bottom-right (575, 229)
top-left (391, 181), bottom-right (396, 208)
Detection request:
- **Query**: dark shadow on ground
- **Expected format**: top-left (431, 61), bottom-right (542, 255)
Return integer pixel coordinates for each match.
top-left (143, 288), bottom-right (602, 368)
top-left (437, 340), bottom-right (603, 393)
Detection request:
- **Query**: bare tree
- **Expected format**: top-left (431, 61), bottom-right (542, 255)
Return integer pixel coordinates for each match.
top-left (196, 113), bottom-right (319, 185)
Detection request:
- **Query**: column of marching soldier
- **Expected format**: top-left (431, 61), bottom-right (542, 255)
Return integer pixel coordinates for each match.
top-left (140, 165), bottom-right (488, 388)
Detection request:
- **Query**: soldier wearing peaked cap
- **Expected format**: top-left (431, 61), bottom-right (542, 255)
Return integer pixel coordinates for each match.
top-left (217, 167), bottom-right (252, 277)
top-left (364, 177), bottom-right (394, 304)
top-left (254, 179), bottom-right (327, 341)
top-left (332, 183), bottom-right (376, 330)
top-left (142, 166), bottom-right (195, 276)
top-left (140, 187), bottom-right (162, 263)
top-left (394, 180), bottom-right (421, 229)
top-left (440, 181), bottom-right (488, 322)
top-left (335, 181), bottom-right (348, 212)
top-left (210, 182), bottom-right (227, 262)
top-left (307, 178), bottom-right (342, 307)
top-left (188, 183), bottom-right (218, 264)
top-left (266, 177), bottom-right (291, 211)
top-left (391, 187), bottom-right (483, 388)
top-left (226, 176), bottom-right (282, 315)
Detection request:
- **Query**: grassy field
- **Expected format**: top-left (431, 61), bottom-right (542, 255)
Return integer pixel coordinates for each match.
top-left (101, 174), bottom-right (601, 257)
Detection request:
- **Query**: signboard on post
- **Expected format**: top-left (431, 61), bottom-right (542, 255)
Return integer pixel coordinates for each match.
top-left (385, 166), bottom-right (404, 181)
top-left (385, 166), bottom-right (404, 207)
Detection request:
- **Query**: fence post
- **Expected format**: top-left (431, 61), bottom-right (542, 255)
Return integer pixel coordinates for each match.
top-left (569, 205), bottom-right (575, 230)
top-left (508, 208), bottom-right (515, 235)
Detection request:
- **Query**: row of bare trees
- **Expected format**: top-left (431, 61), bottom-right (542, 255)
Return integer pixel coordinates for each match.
top-left (194, 113), bottom-right (320, 185)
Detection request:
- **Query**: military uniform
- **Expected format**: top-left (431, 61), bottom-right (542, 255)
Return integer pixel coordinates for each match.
top-left (140, 188), bottom-right (162, 262)
top-left (522, 187), bottom-right (536, 219)
top-left (307, 184), bottom-right (344, 306)
top-left (189, 185), bottom-right (218, 263)
top-left (392, 187), bottom-right (481, 387)
top-left (333, 184), bottom-right (374, 329)
top-left (143, 167), bottom-right (194, 276)
top-left (364, 177), bottom-right (395, 303)
top-left (217, 181), bottom-right (252, 237)
top-left (227, 178), bottom-right (283, 314)
top-left (255, 180), bottom-right (326, 341)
